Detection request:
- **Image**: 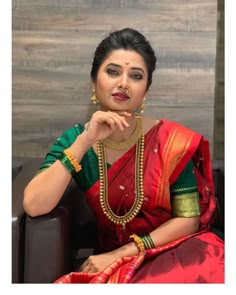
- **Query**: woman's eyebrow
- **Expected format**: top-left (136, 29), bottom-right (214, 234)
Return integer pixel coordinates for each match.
top-left (105, 63), bottom-right (121, 68)
top-left (106, 63), bottom-right (145, 74)
top-left (131, 67), bottom-right (145, 74)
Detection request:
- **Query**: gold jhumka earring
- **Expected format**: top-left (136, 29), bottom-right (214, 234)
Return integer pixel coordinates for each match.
top-left (90, 89), bottom-right (98, 105)
top-left (140, 97), bottom-right (146, 113)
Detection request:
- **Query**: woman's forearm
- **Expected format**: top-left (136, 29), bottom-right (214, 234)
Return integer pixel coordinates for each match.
top-left (23, 131), bottom-right (93, 217)
top-left (113, 216), bottom-right (199, 258)
top-left (80, 216), bottom-right (200, 273)
top-left (23, 160), bottom-right (72, 217)
top-left (150, 216), bottom-right (200, 247)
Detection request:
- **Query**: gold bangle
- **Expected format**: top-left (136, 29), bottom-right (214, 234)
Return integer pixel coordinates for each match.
top-left (63, 148), bottom-right (82, 172)
top-left (129, 234), bottom-right (145, 253)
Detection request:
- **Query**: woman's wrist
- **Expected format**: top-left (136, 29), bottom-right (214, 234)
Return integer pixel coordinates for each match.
top-left (112, 241), bottom-right (140, 259)
top-left (69, 131), bottom-right (95, 158)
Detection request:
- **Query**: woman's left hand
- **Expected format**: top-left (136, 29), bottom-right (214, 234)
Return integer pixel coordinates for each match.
top-left (79, 252), bottom-right (119, 273)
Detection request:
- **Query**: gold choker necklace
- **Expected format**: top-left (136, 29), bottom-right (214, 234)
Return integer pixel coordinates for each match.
top-left (97, 134), bottom-right (145, 229)
top-left (102, 116), bottom-right (142, 150)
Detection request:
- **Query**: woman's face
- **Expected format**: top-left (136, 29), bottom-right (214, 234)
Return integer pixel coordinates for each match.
top-left (93, 49), bottom-right (148, 113)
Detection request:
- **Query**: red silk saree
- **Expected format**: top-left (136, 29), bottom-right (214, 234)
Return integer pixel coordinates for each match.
top-left (54, 119), bottom-right (224, 283)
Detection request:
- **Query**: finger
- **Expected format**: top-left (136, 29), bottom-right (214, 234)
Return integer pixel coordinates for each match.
top-left (79, 261), bottom-right (88, 272)
top-left (106, 112), bottom-right (130, 130)
top-left (95, 110), bottom-right (129, 125)
top-left (99, 113), bottom-right (124, 131)
top-left (116, 111), bottom-right (132, 118)
top-left (103, 116), bottom-right (117, 130)
top-left (80, 265), bottom-right (89, 273)
top-left (80, 264), bottom-right (95, 273)
top-left (93, 111), bottom-right (129, 131)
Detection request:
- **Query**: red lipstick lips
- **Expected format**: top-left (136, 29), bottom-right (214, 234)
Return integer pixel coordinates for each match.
top-left (112, 92), bottom-right (130, 101)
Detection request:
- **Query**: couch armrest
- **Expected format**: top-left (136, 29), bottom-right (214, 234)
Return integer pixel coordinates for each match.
top-left (12, 157), bottom-right (44, 283)
top-left (12, 156), bottom-right (96, 283)
top-left (24, 206), bottom-right (71, 283)
top-left (212, 160), bottom-right (224, 235)
top-left (23, 173), bottom-right (94, 283)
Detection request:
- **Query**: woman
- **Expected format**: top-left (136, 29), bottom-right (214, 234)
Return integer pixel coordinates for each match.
top-left (23, 28), bottom-right (224, 283)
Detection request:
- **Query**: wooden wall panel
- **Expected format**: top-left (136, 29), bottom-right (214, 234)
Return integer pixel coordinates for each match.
top-left (213, 0), bottom-right (224, 161)
top-left (12, 0), bottom-right (217, 32)
top-left (12, 0), bottom-right (217, 158)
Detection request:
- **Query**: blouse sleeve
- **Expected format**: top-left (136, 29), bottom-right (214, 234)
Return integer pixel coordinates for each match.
top-left (36, 124), bottom-right (84, 175)
top-left (170, 160), bottom-right (200, 217)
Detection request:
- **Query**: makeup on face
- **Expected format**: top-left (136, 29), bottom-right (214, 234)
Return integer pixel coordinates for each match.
top-left (104, 63), bottom-right (146, 82)
top-left (95, 50), bottom-right (148, 111)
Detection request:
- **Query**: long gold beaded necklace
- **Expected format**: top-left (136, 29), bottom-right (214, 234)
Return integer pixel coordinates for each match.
top-left (97, 119), bottom-right (145, 230)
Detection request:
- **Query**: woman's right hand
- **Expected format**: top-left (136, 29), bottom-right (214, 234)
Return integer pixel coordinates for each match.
top-left (83, 110), bottom-right (132, 144)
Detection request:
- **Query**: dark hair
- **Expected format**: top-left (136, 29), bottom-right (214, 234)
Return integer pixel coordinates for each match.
top-left (90, 28), bottom-right (157, 90)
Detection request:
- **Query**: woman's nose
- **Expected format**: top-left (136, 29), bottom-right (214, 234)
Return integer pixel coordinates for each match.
top-left (118, 75), bottom-right (130, 91)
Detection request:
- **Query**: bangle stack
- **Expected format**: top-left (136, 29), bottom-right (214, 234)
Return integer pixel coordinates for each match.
top-left (141, 234), bottom-right (155, 250)
top-left (129, 233), bottom-right (155, 253)
top-left (60, 148), bottom-right (82, 174)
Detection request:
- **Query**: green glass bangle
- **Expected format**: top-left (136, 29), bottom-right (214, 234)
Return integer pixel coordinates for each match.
top-left (141, 234), bottom-right (155, 250)
top-left (146, 234), bottom-right (155, 248)
top-left (141, 236), bottom-right (149, 250)
top-left (60, 154), bottom-right (75, 174)
top-left (141, 236), bottom-right (151, 250)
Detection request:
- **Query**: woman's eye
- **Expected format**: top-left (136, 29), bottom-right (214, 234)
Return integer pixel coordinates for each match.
top-left (106, 68), bottom-right (119, 76)
top-left (131, 73), bottom-right (143, 80)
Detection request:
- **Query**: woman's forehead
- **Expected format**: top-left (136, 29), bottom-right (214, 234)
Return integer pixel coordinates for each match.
top-left (101, 49), bottom-right (147, 69)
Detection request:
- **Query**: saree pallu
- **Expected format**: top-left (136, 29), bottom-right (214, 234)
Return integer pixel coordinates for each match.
top-left (54, 119), bottom-right (224, 283)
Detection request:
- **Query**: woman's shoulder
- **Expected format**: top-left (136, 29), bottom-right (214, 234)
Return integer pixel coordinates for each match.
top-left (144, 117), bottom-right (204, 157)
top-left (142, 116), bottom-right (201, 138)
top-left (159, 118), bottom-right (202, 138)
